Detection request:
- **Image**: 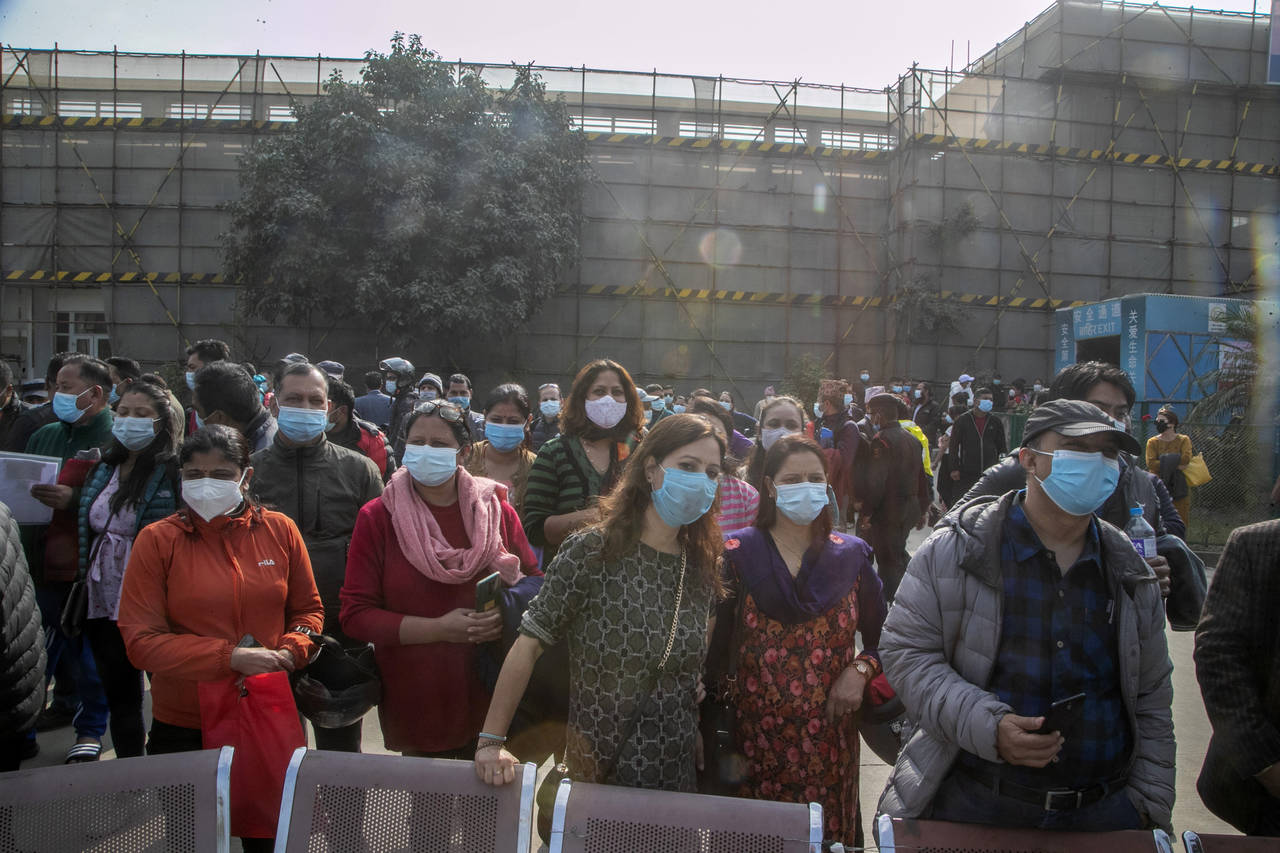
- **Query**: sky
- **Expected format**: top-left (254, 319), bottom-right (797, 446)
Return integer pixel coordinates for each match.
top-left (1, 0), bottom-right (1269, 89)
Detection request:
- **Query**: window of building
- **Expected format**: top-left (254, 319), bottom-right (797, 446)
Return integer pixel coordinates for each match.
top-left (54, 312), bottom-right (111, 360)
top-left (166, 103), bottom-right (248, 120)
top-left (678, 121), bottom-right (718, 138)
top-left (267, 105), bottom-right (298, 122)
top-left (8, 97), bottom-right (42, 115)
top-left (773, 127), bottom-right (807, 145)
top-left (819, 129), bottom-right (895, 150)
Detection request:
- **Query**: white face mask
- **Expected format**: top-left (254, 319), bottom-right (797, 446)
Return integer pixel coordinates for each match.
top-left (183, 473), bottom-right (246, 522)
top-left (585, 395), bottom-right (628, 429)
top-left (760, 426), bottom-right (795, 451)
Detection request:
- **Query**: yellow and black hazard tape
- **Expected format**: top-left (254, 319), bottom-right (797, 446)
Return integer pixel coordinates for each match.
top-left (908, 133), bottom-right (1280, 176)
top-left (3, 268), bottom-right (1086, 311)
top-left (7, 112), bottom-right (1275, 176)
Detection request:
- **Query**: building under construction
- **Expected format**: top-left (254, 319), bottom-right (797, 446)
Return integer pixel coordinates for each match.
top-left (2, 0), bottom-right (1277, 405)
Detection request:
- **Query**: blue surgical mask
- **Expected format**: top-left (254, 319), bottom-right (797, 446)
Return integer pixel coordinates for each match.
top-left (109, 386), bottom-right (120, 406)
top-left (1029, 448), bottom-right (1120, 516)
top-left (913, 389), bottom-right (923, 399)
top-left (978, 399), bottom-right (994, 413)
top-left (448, 396), bottom-right (470, 409)
top-left (194, 410), bottom-right (206, 430)
top-left (672, 404), bottom-right (686, 414)
top-left (185, 371), bottom-right (196, 391)
top-left (422, 389), bottom-right (439, 401)
top-left (484, 422), bottom-right (525, 452)
top-left (719, 400), bottom-right (731, 411)
top-left (859, 373), bottom-right (870, 382)
top-left (774, 482), bottom-right (829, 525)
top-left (993, 379), bottom-right (1002, 386)
top-left (276, 405), bottom-right (329, 443)
top-left (385, 380), bottom-right (397, 394)
top-left (402, 444), bottom-right (459, 487)
top-left (664, 395), bottom-right (673, 405)
top-left (111, 416), bottom-right (159, 451)
top-left (843, 393), bottom-right (854, 407)
top-left (813, 402), bottom-right (822, 418)
top-left (651, 399), bottom-right (666, 413)
top-left (53, 388), bottom-right (90, 424)
top-left (650, 466), bottom-right (718, 528)
top-left (540, 399), bottom-right (561, 418)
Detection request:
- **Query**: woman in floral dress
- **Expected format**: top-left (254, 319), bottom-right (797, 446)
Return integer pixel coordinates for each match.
top-left (716, 434), bottom-right (887, 847)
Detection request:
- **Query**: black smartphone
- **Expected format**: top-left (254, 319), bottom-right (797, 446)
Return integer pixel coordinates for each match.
top-left (474, 571), bottom-right (502, 614)
top-left (1034, 692), bottom-right (1086, 735)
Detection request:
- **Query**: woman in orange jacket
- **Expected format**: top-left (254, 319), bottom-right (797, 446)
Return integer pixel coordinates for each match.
top-left (118, 425), bottom-right (322, 799)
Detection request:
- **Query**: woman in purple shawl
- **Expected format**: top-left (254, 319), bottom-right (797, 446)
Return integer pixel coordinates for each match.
top-left (712, 434), bottom-right (887, 848)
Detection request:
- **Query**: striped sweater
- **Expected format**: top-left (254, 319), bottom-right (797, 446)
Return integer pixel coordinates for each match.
top-left (522, 434), bottom-right (629, 563)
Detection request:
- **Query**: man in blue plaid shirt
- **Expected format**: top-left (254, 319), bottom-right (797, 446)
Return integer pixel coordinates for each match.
top-left (877, 399), bottom-right (1175, 832)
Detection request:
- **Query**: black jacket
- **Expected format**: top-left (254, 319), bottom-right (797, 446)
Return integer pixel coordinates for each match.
top-left (854, 423), bottom-right (930, 524)
top-left (0, 501), bottom-right (47, 736)
top-left (1195, 519), bottom-right (1280, 834)
top-left (911, 400), bottom-right (942, 446)
top-left (946, 410), bottom-right (1007, 478)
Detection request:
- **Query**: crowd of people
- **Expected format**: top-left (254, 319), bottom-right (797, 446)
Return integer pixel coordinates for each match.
top-left (0, 341), bottom-right (1273, 849)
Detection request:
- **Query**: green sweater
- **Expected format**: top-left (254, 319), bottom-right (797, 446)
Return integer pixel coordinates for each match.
top-left (522, 433), bottom-right (628, 564)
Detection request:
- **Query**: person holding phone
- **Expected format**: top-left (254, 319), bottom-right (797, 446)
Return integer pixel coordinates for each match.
top-left (340, 400), bottom-right (538, 758)
top-left (474, 414), bottom-right (724, 793)
top-left (876, 400), bottom-right (1174, 834)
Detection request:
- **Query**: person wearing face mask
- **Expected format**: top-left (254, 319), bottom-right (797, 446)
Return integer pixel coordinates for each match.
top-left (475, 414), bottom-right (724, 798)
top-left (117, 424), bottom-right (323, 853)
top-left (644, 384), bottom-right (671, 428)
top-left (341, 399), bottom-right (537, 759)
top-left (744, 395), bottom-right (806, 492)
top-left (945, 387), bottom-right (1007, 499)
top-left (811, 379), bottom-right (861, 529)
top-left (183, 339), bottom-right (231, 436)
top-left (445, 373), bottom-right (487, 443)
top-left (911, 382), bottom-right (942, 448)
top-left (718, 390), bottom-right (758, 439)
top-left (247, 363), bottom-right (384, 754)
top-left (466, 384), bottom-right (537, 515)
top-left (4, 353), bottom-right (75, 454)
top-left (104, 357), bottom-right (141, 410)
top-left (354, 370), bottom-right (393, 432)
top-left (523, 359), bottom-right (645, 566)
top-left (877, 399), bottom-right (1174, 835)
top-left (530, 383), bottom-right (562, 452)
top-left (191, 361), bottom-right (278, 453)
top-left (751, 384), bottom-right (777, 424)
top-left (379, 357), bottom-right (419, 460)
top-left (853, 394), bottom-right (932, 603)
top-left (1145, 406), bottom-right (1192, 528)
top-left (852, 369), bottom-right (873, 409)
top-left (712, 434), bottom-right (886, 849)
top-left (0, 360), bottom-right (23, 451)
top-left (687, 397), bottom-right (758, 532)
top-left (325, 377), bottom-right (396, 482)
top-left (949, 373), bottom-right (976, 409)
top-left (74, 380), bottom-right (179, 760)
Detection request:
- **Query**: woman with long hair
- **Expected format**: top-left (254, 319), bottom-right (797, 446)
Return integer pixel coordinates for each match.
top-left (742, 395), bottom-right (807, 492)
top-left (1145, 405), bottom-right (1193, 527)
top-left (466, 384), bottom-right (537, 515)
top-left (76, 380), bottom-right (180, 761)
top-left (475, 414), bottom-right (725, 791)
top-left (711, 434), bottom-right (886, 848)
top-left (341, 400), bottom-right (538, 758)
top-left (522, 359), bottom-right (645, 564)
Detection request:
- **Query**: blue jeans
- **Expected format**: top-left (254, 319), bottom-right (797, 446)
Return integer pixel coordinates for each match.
top-left (35, 583), bottom-right (109, 741)
top-left (929, 767), bottom-right (1144, 831)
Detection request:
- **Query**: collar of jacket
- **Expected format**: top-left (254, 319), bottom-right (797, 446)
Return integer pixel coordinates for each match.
top-left (271, 431), bottom-right (329, 458)
top-left (942, 490), bottom-right (1157, 595)
top-left (174, 502), bottom-right (263, 534)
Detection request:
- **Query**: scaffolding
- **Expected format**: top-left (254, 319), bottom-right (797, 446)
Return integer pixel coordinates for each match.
top-left (1, 0), bottom-right (1277, 407)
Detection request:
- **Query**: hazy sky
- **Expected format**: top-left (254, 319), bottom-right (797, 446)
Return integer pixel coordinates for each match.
top-left (2, 0), bottom-right (1268, 89)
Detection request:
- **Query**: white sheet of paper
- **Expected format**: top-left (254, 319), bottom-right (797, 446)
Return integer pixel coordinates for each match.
top-left (0, 452), bottom-right (63, 524)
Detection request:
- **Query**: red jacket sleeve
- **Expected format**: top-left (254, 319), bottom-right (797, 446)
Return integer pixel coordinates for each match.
top-left (118, 525), bottom-right (235, 682)
top-left (500, 500), bottom-right (541, 575)
top-left (339, 500), bottom-right (407, 646)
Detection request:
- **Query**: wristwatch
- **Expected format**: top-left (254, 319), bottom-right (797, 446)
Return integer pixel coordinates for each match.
top-left (853, 659), bottom-right (874, 681)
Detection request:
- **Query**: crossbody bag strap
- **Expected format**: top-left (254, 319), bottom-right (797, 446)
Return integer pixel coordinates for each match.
top-left (597, 547), bottom-right (686, 782)
top-left (721, 580), bottom-right (749, 698)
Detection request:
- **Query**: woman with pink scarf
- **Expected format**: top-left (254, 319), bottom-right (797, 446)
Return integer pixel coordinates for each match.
top-left (340, 400), bottom-right (538, 758)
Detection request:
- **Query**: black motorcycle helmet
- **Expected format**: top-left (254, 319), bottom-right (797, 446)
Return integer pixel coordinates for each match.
top-left (291, 635), bottom-right (381, 729)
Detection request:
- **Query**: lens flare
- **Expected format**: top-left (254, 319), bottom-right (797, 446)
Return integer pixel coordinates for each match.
top-left (698, 229), bottom-right (743, 269)
top-left (813, 183), bottom-right (828, 214)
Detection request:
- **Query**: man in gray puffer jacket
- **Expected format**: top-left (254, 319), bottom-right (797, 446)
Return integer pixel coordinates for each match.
top-left (0, 500), bottom-right (47, 770)
top-left (878, 400), bottom-right (1175, 833)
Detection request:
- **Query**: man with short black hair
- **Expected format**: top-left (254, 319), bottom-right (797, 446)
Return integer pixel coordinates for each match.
top-left (644, 383), bottom-right (670, 426)
top-left (327, 377), bottom-right (396, 481)
top-left (946, 386), bottom-right (1007, 498)
top-left (105, 357), bottom-right (141, 407)
top-left (878, 399), bottom-right (1175, 833)
top-left (191, 361), bottom-right (277, 452)
top-left (353, 370), bottom-right (392, 430)
top-left (183, 339), bottom-right (230, 391)
top-left (249, 362), bottom-right (383, 753)
top-left (445, 372), bottom-right (485, 441)
top-left (3, 352), bottom-right (74, 453)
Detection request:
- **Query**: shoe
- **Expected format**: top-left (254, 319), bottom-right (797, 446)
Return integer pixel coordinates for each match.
top-left (65, 740), bottom-right (102, 764)
top-left (35, 705), bottom-right (75, 732)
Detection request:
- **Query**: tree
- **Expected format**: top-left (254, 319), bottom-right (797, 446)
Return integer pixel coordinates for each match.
top-left (223, 34), bottom-right (588, 352)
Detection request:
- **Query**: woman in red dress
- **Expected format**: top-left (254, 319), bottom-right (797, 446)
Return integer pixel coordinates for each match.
top-left (714, 434), bottom-right (887, 848)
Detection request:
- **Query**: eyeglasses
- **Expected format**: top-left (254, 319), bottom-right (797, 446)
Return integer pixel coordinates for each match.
top-left (413, 399), bottom-right (465, 423)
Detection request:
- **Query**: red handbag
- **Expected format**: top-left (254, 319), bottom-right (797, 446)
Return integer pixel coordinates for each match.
top-left (41, 456), bottom-right (98, 583)
top-left (199, 672), bottom-right (306, 839)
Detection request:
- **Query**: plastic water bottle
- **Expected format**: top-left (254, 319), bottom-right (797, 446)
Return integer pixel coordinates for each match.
top-left (1125, 505), bottom-right (1157, 558)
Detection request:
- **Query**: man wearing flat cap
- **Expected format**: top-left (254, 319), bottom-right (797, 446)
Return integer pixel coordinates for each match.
top-left (877, 399), bottom-right (1174, 834)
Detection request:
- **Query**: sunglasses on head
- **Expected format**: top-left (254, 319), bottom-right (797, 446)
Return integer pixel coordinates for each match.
top-left (414, 399), bottom-right (465, 423)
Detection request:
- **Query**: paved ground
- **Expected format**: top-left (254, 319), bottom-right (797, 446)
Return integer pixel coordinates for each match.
top-left (26, 525), bottom-right (1239, 846)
